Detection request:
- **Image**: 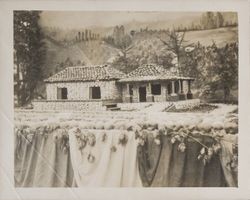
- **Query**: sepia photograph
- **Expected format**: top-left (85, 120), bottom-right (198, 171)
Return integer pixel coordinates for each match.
top-left (13, 10), bottom-right (239, 187)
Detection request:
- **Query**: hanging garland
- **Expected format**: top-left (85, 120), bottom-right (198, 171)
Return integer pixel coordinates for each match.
top-left (14, 123), bottom-right (238, 171)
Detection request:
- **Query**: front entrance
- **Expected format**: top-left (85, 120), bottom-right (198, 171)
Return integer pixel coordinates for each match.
top-left (139, 86), bottom-right (146, 102)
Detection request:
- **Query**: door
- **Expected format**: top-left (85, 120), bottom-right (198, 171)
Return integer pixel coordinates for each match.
top-left (139, 86), bottom-right (146, 102)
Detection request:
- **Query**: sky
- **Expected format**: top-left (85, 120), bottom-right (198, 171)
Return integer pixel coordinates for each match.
top-left (39, 11), bottom-right (204, 29)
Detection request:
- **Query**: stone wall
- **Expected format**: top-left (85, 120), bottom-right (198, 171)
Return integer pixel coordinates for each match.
top-left (46, 81), bottom-right (122, 101)
top-left (33, 99), bottom-right (200, 112)
top-left (117, 102), bottom-right (157, 111)
top-left (118, 99), bottom-right (200, 111)
top-left (33, 100), bottom-right (106, 111)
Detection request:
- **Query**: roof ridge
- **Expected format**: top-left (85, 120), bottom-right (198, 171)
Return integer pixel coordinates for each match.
top-left (68, 64), bottom-right (109, 68)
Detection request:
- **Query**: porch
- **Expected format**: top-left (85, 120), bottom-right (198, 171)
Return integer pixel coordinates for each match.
top-left (121, 79), bottom-right (194, 103)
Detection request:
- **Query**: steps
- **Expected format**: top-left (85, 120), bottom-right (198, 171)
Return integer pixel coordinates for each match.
top-left (105, 103), bottom-right (121, 111)
top-left (163, 103), bottom-right (175, 112)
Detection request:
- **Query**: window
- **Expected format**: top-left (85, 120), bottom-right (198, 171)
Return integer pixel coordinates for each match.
top-left (57, 87), bottom-right (68, 100)
top-left (90, 86), bottom-right (101, 99)
top-left (129, 85), bottom-right (133, 95)
top-left (151, 84), bottom-right (161, 95)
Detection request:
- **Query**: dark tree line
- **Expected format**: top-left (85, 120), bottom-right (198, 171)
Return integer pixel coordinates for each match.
top-left (14, 11), bottom-right (46, 106)
top-left (75, 30), bottom-right (100, 42)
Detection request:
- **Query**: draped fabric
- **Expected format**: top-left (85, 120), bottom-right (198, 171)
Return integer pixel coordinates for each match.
top-left (14, 127), bottom-right (237, 187)
top-left (14, 133), bottom-right (74, 187)
top-left (137, 135), bottom-right (227, 187)
top-left (68, 129), bottom-right (142, 187)
top-left (219, 134), bottom-right (238, 187)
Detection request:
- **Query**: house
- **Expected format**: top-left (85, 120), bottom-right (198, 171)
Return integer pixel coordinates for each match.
top-left (44, 65), bottom-right (124, 102)
top-left (33, 64), bottom-right (195, 111)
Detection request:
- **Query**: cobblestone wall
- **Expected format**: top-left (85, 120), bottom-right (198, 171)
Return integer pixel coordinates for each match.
top-left (46, 81), bottom-right (122, 101)
top-left (33, 100), bottom-right (106, 111)
top-left (118, 99), bottom-right (200, 111)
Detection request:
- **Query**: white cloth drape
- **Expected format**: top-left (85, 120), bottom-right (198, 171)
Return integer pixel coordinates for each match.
top-left (219, 134), bottom-right (238, 187)
top-left (69, 129), bottom-right (142, 187)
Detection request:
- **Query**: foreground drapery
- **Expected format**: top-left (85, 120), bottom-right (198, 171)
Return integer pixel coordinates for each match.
top-left (69, 129), bottom-right (142, 187)
top-left (138, 135), bottom-right (225, 187)
top-left (15, 133), bottom-right (74, 187)
top-left (14, 127), bottom-right (237, 187)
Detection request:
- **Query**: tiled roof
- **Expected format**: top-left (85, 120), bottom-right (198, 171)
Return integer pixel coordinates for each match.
top-left (45, 65), bottom-right (125, 83)
top-left (119, 64), bottom-right (194, 82)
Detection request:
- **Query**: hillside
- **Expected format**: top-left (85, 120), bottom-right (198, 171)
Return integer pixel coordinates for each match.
top-left (183, 27), bottom-right (238, 47)
top-left (112, 27), bottom-right (238, 71)
top-left (43, 38), bottom-right (121, 78)
top-left (43, 26), bottom-right (238, 78)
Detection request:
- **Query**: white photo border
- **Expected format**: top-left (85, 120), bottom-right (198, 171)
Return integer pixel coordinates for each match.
top-left (0, 0), bottom-right (249, 199)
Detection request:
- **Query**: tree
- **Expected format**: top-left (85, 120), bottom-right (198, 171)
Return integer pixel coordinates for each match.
top-left (179, 43), bottom-right (205, 84)
top-left (14, 11), bottom-right (46, 106)
top-left (215, 12), bottom-right (224, 28)
top-left (210, 43), bottom-right (238, 101)
top-left (78, 32), bottom-right (81, 41)
top-left (85, 29), bottom-right (88, 41)
top-left (200, 12), bottom-right (216, 29)
top-left (130, 30), bottom-right (136, 37)
top-left (158, 29), bottom-right (191, 75)
top-left (178, 40), bottom-right (238, 103)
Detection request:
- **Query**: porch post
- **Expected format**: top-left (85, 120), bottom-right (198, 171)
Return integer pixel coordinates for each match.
top-left (127, 83), bottom-right (130, 94)
top-left (187, 80), bottom-right (193, 99)
top-left (148, 82), bottom-right (152, 94)
top-left (171, 80), bottom-right (176, 96)
top-left (125, 83), bottom-right (132, 103)
top-left (146, 82), bottom-right (154, 102)
top-left (170, 80), bottom-right (178, 101)
top-left (179, 79), bottom-right (186, 100)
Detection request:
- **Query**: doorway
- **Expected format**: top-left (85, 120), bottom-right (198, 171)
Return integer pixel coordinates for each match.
top-left (139, 86), bottom-right (146, 102)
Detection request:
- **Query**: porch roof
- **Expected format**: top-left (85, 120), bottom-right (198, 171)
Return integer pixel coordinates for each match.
top-left (118, 64), bottom-right (194, 83)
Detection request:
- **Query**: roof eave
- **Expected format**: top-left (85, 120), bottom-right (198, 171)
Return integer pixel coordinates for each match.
top-left (118, 77), bottom-right (195, 83)
top-left (44, 78), bottom-right (122, 83)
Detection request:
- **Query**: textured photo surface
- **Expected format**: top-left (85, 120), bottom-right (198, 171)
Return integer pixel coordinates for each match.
top-left (14, 11), bottom-right (238, 187)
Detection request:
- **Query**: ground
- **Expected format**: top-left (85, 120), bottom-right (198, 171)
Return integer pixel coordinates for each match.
top-left (167, 103), bottom-right (218, 113)
top-left (15, 103), bottom-right (238, 134)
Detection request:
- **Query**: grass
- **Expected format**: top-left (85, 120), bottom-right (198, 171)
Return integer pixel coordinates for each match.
top-left (168, 104), bottom-right (218, 113)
